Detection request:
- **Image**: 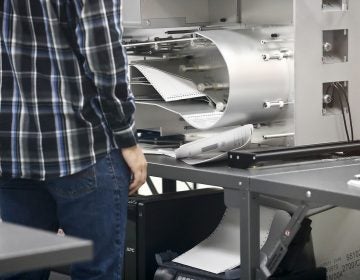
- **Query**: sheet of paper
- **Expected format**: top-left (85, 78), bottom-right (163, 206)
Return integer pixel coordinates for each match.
top-left (142, 149), bottom-right (225, 164)
top-left (173, 207), bottom-right (276, 274)
top-left (182, 112), bottom-right (224, 129)
top-left (180, 151), bottom-right (227, 165)
top-left (132, 64), bottom-right (206, 102)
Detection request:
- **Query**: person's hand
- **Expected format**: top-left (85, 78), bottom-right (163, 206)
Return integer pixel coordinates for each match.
top-left (121, 145), bottom-right (147, 195)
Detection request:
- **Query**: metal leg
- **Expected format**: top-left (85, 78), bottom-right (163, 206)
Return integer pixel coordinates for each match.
top-left (240, 190), bottom-right (260, 280)
top-left (162, 178), bottom-right (177, 193)
top-left (146, 177), bottom-right (159, 195)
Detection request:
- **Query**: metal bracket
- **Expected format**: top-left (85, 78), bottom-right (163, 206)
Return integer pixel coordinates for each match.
top-left (256, 204), bottom-right (311, 280)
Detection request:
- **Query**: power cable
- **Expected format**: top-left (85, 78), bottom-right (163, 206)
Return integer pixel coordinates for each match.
top-left (334, 82), bottom-right (354, 141)
top-left (331, 83), bottom-right (350, 142)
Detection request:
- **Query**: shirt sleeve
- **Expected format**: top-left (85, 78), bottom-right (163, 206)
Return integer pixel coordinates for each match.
top-left (73, 0), bottom-right (137, 148)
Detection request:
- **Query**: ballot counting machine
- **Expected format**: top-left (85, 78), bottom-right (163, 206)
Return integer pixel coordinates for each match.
top-left (122, 0), bottom-right (360, 279)
top-left (123, 0), bottom-right (360, 150)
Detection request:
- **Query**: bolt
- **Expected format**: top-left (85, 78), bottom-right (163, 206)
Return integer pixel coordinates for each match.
top-left (216, 102), bottom-right (226, 112)
top-left (323, 42), bottom-right (333, 52)
top-left (323, 94), bottom-right (332, 104)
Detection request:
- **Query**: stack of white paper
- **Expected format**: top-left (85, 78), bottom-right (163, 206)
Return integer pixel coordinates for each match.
top-left (173, 207), bottom-right (276, 274)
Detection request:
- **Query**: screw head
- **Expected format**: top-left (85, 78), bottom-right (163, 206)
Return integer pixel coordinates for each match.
top-left (323, 42), bottom-right (333, 52)
top-left (323, 94), bottom-right (332, 104)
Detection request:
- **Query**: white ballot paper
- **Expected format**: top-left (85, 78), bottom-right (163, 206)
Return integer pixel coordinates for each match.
top-left (132, 64), bottom-right (206, 102)
top-left (173, 207), bottom-right (276, 274)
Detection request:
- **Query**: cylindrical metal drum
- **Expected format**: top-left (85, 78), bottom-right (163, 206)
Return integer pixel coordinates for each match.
top-left (130, 26), bottom-right (294, 132)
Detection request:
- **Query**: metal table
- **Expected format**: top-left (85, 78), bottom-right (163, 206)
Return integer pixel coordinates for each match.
top-left (146, 154), bottom-right (360, 280)
top-left (0, 222), bottom-right (92, 275)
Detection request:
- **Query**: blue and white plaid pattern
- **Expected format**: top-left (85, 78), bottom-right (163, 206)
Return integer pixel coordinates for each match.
top-left (0, 0), bottom-right (136, 180)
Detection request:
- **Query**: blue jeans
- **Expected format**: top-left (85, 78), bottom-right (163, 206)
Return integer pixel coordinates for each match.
top-left (0, 150), bottom-right (130, 280)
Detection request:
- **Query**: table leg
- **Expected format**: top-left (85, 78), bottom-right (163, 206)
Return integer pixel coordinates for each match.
top-left (240, 190), bottom-right (260, 280)
top-left (162, 178), bottom-right (177, 193)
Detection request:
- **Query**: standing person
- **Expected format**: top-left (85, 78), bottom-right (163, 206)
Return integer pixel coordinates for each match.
top-left (0, 0), bottom-right (147, 279)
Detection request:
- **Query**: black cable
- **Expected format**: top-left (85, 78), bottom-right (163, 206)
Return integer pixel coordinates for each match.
top-left (332, 84), bottom-right (350, 142)
top-left (338, 83), bottom-right (354, 141)
top-left (334, 82), bottom-right (354, 141)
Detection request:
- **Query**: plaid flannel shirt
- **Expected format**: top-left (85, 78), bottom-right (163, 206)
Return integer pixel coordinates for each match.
top-left (0, 0), bottom-right (136, 180)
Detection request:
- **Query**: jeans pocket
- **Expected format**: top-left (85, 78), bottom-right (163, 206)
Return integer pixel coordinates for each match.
top-left (48, 164), bottom-right (97, 199)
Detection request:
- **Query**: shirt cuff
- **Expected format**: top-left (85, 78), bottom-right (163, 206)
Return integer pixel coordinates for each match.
top-left (112, 126), bottom-right (138, 148)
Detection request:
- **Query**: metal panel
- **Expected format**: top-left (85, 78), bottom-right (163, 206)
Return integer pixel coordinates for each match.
top-left (241, 0), bottom-right (293, 25)
top-left (252, 158), bottom-right (360, 209)
top-left (294, 0), bottom-right (360, 145)
top-left (122, 0), bottom-right (142, 26)
top-left (123, 0), bottom-right (210, 28)
top-left (146, 155), bottom-right (250, 189)
top-left (141, 0), bottom-right (209, 25)
top-left (123, 0), bottom-right (240, 28)
top-left (196, 27), bottom-right (293, 128)
top-left (208, 0), bottom-right (239, 23)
